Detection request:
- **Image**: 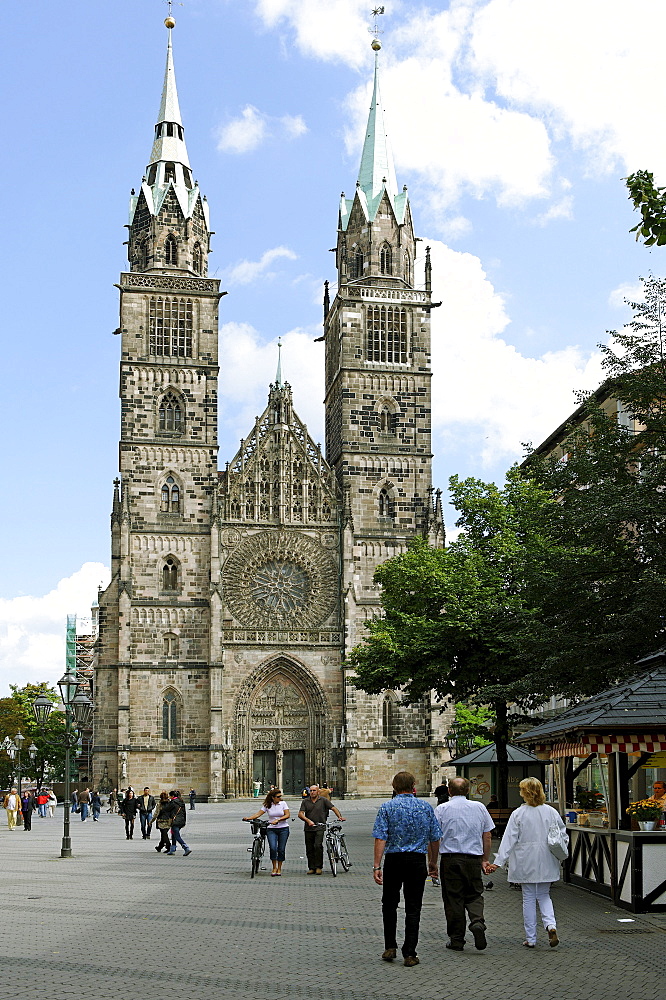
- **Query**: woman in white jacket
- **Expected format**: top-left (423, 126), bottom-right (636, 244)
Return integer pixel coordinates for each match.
top-left (488, 777), bottom-right (568, 949)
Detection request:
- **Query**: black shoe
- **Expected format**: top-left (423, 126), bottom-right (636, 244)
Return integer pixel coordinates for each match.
top-left (470, 923), bottom-right (487, 951)
top-left (381, 949), bottom-right (397, 962)
top-left (446, 942), bottom-right (464, 951)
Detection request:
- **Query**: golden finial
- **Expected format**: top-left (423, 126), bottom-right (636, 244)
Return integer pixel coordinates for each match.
top-left (370, 6), bottom-right (384, 49)
top-left (164, 0), bottom-right (178, 29)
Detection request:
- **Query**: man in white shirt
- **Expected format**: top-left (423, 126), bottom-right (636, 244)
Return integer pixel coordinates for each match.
top-left (435, 777), bottom-right (495, 952)
top-left (3, 788), bottom-right (19, 830)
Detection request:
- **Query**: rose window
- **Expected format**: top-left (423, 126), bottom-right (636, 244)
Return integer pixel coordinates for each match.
top-left (251, 561), bottom-right (310, 615)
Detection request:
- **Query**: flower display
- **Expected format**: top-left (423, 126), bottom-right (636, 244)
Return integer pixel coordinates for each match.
top-left (626, 797), bottom-right (664, 821)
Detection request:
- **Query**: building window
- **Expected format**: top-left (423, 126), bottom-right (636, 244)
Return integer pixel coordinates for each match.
top-left (162, 691), bottom-right (178, 740)
top-left (163, 633), bottom-right (179, 658)
top-left (149, 298), bottom-right (193, 357)
top-left (403, 251), bottom-right (411, 285)
top-left (165, 234), bottom-right (178, 266)
top-left (164, 162), bottom-right (176, 183)
top-left (366, 306), bottom-right (407, 363)
top-left (158, 393), bottom-right (183, 433)
top-left (162, 557), bottom-right (178, 591)
top-left (380, 244), bottom-right (392, 275)
top-left (349, 250), bottom-right (364, 279)
top-left (379, 407), bottom-right (395, 434)
top-left (378, 488), bottom-right (392, 518)
top-left (183, 166), bottom-right (192, 188)
top-left (161, 475), bottom-right (180, 512)
top-left (192, 242), bottom-right (202, 275)
top-left (166, 123), bottom-right (174, 137)
top-left (382, 694), bottom-right (397, 739)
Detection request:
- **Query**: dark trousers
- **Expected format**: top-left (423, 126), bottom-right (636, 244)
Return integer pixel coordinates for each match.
top-left (156, 828), bottom-right (171, 851)
top-left (22, 811), bottom-right (32, 831)
top-left (440, 854), bottom-right (485, 947)
top-left (304, 826), bottom-right (325, 870)
top-left (382, 852), bottom-right (428, 958)
top-left (124, 816), bottom-right (135, 839)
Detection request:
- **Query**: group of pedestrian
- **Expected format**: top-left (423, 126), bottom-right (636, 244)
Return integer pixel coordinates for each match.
top-left (114, 785), bottom-right (191, 855)
top-left (3, 787), bottom-right (59, 830)
top-left (373, 772), bottom-right (568, 967)
top-left (70, 787), bottom-right (102, 821)
top-left (243, 782), bottom-right (345, 876)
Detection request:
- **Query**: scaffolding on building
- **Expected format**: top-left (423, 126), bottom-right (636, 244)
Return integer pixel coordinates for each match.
top-left (66, 609), bottom-right (98, 783)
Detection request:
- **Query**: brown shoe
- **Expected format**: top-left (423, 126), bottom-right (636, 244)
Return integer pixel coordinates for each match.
top-left (306, 869), bottom-right (315, 874)
top-left (315, 868), bottom-right (323, 874)
top-left (381, 949), bottom-right (397, 962)
top-left (548, 927), bottom-right (559, 948)
top-left (403, 956), bottom-right (420, 968)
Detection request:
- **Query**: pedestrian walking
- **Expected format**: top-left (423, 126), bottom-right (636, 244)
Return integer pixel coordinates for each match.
top-left (433, 782), bottom-right (450, 805)
top-left (435, 777), bottom-right (495, 952)
top-left (47, 790), bottom-right (58, 818)
top-left (244, 788), bottom-right (290, 876)
top-left (372, 771), bottom-right (442, 968)
top-left (4, 788), bottom-right (20, 830)
top-left (189, 788), bottom-right (196, 810)
top-left (78, 787), bottom-right (91, 822)
top-left (119, 789), bottom-right (139, 839)
top-left (21, 791), bottom-right (34, 831)
top-left (153, 791), bottom-right (173, 853)
top-left (107, 788), bottom-right (117, 813)
top-left (71, 789), bottom-right (78, 814)
top-left (298, 784), bottom-right (345, 875)
top-left (91, 790), bottom-right (101, 822)
top-left (488, 777), bottom-right (568, 949)
top-left (36, 789), bottom-right (49, 818)
top-left (138, 787), bottom-right (156, 839)
top-left (167, 790), bottom-right (191, 856)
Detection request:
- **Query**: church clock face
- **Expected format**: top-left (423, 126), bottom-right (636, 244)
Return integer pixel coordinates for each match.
top-left (223, 531), bottom-right (337, 628)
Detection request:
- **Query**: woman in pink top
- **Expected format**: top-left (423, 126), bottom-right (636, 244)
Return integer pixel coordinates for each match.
top-left (244, 788), bottom-right (291, 876)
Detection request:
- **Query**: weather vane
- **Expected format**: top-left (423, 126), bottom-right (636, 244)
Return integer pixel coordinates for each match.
top-left (370, 6), bottom-right (385, 41)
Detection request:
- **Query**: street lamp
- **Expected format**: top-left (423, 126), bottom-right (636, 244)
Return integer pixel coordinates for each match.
top-left (32, 674), bottom-right (94, 858)
top-left (2, 733), bottom-right (28, 796)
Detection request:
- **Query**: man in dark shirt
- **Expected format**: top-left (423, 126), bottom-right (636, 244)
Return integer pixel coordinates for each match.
top-left (298, 784), bottom-right (345, 874)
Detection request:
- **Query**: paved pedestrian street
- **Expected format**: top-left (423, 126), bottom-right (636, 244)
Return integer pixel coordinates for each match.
top-left (0, 800), bottom-right (663, 1000)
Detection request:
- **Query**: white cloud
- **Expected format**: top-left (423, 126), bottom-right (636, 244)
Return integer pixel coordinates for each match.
top-left (0, 563), bottom-right (110, 696)
top-left (223, 246), bottom-right (298, 286)
top-left (425, 240), bottom-right (605, 464)
top-left (218, 322), bottom-right (324, 447)
top-left (216, 105), bottom-right (267, 154)
top-left (609, 281), bottom-right (644, 309)
top-left (254, 0), bottom-right (370, 67)
top-left (534, 195), bottom-right (574, 227)
top-left (216, 106), bottom-right (307, 155)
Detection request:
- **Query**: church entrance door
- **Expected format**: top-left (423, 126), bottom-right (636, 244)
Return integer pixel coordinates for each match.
top-left (253, 750), bottom-right (276, 793)
top-left (282, 749), bottom-right (305, 795)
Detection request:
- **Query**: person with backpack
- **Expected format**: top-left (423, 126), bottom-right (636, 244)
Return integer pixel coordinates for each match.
top-left (166, 790), bottom-right (191, 856)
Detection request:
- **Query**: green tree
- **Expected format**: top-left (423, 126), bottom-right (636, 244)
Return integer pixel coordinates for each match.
top-left (626, 170), bottom-right (666, 246)
top-left (0, 683), bottom-right (69, 788)
top-left (349, 469), bottom-right (584, 806)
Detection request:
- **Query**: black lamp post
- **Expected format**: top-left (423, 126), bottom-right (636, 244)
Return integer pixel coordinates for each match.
top-left (2, 733), bottom-right (29, 796)
top-left (32, 672), bottom-right (94, 858)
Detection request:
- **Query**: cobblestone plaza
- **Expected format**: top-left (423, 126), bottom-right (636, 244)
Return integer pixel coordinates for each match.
top-left (0, 800), bottom-right (662, 1000)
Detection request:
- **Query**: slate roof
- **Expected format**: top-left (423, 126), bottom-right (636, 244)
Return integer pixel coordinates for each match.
top-left (448, 742), bottom-right (541, 766)
top-left (516, 650), bottom-right (666, 744)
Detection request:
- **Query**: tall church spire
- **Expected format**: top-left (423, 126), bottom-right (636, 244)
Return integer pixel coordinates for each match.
top-left (356, 47), bottom-right (398, 204)
top-left (127, 17), bottom-right (211, 275)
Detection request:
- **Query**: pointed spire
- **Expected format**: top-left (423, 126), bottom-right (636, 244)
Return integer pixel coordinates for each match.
top-left (276, 338), bottom-right (283, 387)
top-left (357, 44), bottom-right (398, 204)
top-left (149, 22), bottom-right (191, 171)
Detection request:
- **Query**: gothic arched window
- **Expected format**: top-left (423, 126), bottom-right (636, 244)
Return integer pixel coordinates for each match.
top-left (379, 407), bottom-right (395, 434)
top-left (380, 244), bottom-right (392, 275)
top-left (192, 242), bottom-right (202, 275)
top-left (163, 632), bottom-right (179, 658)
top-left (349, 250), bottom-right (364, 279)
top-left (378, 488), bottom-right (392, 518)
top-left (162, 691), bottom-right (178, 740)
top-left (165, 234), bottom-right (178, 266)
top-left (162, 557), bottom-right (179, 591)
top-left (382, 693), bottom-right (397, 739)
top-left (403, 251), bottom-right (411, 285)
top-left (158, 393), bottom-right (182, 433)
top-left (137, 239), bottom-right (148, 270)
top-left (161, 476), bottom-right (180, 513)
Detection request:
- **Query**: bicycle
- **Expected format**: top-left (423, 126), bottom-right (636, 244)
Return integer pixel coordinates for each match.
top-left (315, 822), bottom-right (352, 876)
top-left (243, 817), bottom-right (268, 877)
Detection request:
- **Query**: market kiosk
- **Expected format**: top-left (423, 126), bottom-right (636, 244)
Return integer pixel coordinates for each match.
top-left (517, 651), bottom-right (666, 913)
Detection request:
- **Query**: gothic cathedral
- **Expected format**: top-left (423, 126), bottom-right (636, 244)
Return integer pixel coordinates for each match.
top-left (94, 23), bottom-right (449, 799)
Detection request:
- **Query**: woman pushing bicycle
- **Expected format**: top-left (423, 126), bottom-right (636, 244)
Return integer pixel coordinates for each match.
top-left (243, 788), bottom-right (291, 876)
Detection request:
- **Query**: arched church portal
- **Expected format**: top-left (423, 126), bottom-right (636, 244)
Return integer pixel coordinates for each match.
top-left (234, 658), bottom-right (330, 797)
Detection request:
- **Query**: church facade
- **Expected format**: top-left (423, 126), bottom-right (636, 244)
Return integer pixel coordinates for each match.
top-left (93, 24), bottom-right (450, 799)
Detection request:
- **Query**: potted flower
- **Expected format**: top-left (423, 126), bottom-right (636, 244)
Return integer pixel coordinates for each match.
top-left (626, 797), bottom-right (664, 831)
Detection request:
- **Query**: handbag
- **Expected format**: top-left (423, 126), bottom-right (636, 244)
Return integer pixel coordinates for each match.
top-left (547, 822), bottom-right (569, 861)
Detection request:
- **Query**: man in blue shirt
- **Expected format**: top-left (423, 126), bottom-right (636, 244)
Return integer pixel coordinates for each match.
top-left (372, 771), bottom-right (442, 967)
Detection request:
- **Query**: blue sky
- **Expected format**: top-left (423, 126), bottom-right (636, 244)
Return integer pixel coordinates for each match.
top-left (0, 0), bottom-right (662, 692)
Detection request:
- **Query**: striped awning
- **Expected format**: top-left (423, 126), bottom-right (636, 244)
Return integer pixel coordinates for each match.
top-left (539, 735), bottom-right (666, 759)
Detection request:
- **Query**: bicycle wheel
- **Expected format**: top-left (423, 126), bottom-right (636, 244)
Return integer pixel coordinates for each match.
top-left (338, 835), bottom-right (351, 872)
top-left (327, 840), bottom-right (337, 876)
top-left (251, 837), bottom-right (262, 877)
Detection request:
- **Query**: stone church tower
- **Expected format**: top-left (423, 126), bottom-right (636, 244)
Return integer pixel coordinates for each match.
top-left (93, 24), bottom-right (450, 799)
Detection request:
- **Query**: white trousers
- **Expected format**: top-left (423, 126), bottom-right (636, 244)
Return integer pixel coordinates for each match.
top-left (521, 882), bottom-right (556, 944)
